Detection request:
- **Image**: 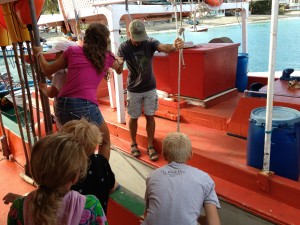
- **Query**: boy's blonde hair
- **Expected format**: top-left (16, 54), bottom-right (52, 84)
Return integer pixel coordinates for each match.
top-left (162, 132), bottom-right (192, 163)
top-left (29, 133), bottom-right (88, 224)
top-left (60, 118), bottom-right (102, 155)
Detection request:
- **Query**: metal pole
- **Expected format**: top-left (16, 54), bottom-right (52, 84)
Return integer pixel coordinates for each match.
top-left (1, 46), bottom-right (30, 175)
top-left (12, 43), bottom-right (32, 150)
top-left (18, 42), bottom-right (37, 144)
top-left (28, 0), bottom-right (53, 135)
top-left (263, 0), bottom-right (279, 174)
top-left (25, 40), bottom-right (41, 139)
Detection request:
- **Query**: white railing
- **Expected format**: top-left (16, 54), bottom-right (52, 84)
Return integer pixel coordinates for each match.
top-left (60, 0), bottom-right (141, 15)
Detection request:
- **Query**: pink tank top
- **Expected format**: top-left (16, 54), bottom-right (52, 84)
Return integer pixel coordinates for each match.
top-left (58, 46), bottom-right (114, 105)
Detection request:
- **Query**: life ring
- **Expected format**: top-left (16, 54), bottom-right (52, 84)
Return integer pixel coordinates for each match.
top-left (0, 24), bottom-right (11, 46)
top-left (15, 0), bottom-right (45, 25)
top-left (1, 3), bottom-right (30, 43)
top-left (205, 0), bottom-right (223, 7)
top-left (0, 7), bottom-right (7, 29)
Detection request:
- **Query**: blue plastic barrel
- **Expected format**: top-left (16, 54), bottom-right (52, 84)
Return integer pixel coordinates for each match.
top-left (247, 106), bottom-right (300, 181)
top-left (235, 53), bottom-right (249, 92)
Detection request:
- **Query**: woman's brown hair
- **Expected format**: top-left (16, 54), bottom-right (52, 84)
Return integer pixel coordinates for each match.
top-left (83, 23), bottom-right (110, 73)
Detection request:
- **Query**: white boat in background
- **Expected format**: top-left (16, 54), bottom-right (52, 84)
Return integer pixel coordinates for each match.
top-left (189, 25), bottom-right (209, 32)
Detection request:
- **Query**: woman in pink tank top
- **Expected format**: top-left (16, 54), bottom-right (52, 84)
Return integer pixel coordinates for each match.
top-left (34, 23), bottom-right (123, 161)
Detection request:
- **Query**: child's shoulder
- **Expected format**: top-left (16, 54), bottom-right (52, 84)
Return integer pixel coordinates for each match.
top-left (90, 153), bottom-right (108, 162)
top-left (85, 194), bottom-right (100, 204)
top-left (89, 154), bottom-right (110, 168)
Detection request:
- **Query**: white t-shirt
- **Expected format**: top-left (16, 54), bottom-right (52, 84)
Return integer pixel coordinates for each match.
top-left (51, 69), bottom-right (67, 92)
top-left (142, 162), bottom-right (220, 225)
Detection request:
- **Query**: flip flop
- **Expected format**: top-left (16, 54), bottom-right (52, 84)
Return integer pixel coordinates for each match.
top-left (147, 146), bottom-right (159, 161)
top-left (131, 143), bottom-right (141, 157)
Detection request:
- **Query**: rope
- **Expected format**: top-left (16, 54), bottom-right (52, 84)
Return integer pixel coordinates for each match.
top-left (125, 0), bottom-right (132, 21)
top-left (172, 0), bottom-right (185, 133)
top-left (111, 145), bottom-right (150, 181)
top-left (71, 0), bottom-right (80, 38)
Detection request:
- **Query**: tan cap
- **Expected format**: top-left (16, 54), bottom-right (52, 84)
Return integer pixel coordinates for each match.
top-left (129, 20), bottom-right (148, 42)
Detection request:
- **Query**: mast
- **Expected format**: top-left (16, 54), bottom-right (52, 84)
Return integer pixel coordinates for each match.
top-left (28, 0), bottom-right (53, 135)
top-left (262, 0), bottom-right (280, 174)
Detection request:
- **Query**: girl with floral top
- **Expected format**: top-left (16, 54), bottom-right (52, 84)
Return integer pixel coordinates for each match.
top-left (7, 133), bottom-right (108, 225)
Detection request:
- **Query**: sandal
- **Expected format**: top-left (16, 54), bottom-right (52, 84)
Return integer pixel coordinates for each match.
top-left (147, 146), bottom-right (159, 162)
top-left (131, 143), bottom-right (141, 157)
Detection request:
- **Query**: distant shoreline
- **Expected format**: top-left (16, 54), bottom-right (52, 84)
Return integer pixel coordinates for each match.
top-left (43, 11), bottom-right (300, 42)
top-left (144, 11), bottom-right (300, 33)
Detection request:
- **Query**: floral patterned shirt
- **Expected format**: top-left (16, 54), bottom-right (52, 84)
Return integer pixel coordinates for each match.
top-left (7, 194), bottom-right (108, 225)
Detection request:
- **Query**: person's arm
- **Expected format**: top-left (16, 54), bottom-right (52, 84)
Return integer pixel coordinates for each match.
top-left (111, 56), bottom-right (124, 74)
top-left (85, 195), bottom-right (108, 225)
top-left (33, 47), bottom-right (67, 79)
top-left (7, 199), bottom-right (23, 225)
top-left (157, 37), bottom-right (184, 54)
top-left (2, 193), bottom-right (22, 204)
top-left (39, 83), bottom-right (58, 98)
top-left (198, 203), bottom-right (221, 225)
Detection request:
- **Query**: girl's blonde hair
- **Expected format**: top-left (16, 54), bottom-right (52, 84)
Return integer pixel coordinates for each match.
top-left (162, 132), bottom-right (192, 163)
top-left (60, 118), bottom-right (102, 156)
top-left (29, 133), bottom-right (88, 224)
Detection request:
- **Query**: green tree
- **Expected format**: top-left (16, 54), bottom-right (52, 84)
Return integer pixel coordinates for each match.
top-left (250, 0), bottom-right (285, 15)
top-left (250, 0), bottom-right (271, 15)
top-left (42, 0), bottom-right (59, 14)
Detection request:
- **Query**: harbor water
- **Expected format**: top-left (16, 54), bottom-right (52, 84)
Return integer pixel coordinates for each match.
top-left (0, 17), bottom-right (299, 78)
top-left (147, 17), bottom-right (300, 72)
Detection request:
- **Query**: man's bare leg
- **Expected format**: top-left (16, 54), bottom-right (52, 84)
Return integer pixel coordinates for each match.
top-left (145, 115), bottom-right (158, 161)
top-left (129, 117), bottom-right (140, 157)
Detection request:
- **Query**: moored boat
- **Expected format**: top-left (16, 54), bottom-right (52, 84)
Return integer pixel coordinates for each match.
top-left (189, 25), bottom-right (209, 32)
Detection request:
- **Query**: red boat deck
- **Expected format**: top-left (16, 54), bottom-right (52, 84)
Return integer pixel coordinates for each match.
top-left (99, 88), bottom-right (300, 225)
top-left (1, 79), bottom-right (300, 224)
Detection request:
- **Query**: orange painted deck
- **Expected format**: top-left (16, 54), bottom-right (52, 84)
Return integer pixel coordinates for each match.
top-left (1, 77), bottom-right (300, 224)
top-left (98, 84), bottom-right (300, 225)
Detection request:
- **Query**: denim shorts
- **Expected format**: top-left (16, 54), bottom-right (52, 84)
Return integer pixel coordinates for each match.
top-left (55, 97), bottom-right (104, 127)
top-left (127, 89), bottom-right (158, 119)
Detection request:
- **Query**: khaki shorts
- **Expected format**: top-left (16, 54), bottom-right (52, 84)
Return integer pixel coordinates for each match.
top-left (127, 89), bottom-right (158, 119)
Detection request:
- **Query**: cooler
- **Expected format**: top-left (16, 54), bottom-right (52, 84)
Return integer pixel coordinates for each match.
top-left (247, 106), bottom-right (300, 181)
top-left (153, 43), bottom-right (240, 100)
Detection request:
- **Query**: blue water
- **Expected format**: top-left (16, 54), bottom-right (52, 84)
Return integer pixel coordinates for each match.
top-left (148, 17), bottom-right (300, 72)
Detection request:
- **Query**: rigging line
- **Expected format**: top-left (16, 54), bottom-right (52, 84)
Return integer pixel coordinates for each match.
top-left (172, 0), bottom-right (185, 133)
top-left (1, 47), bottom-right (30, 175)
top-left (71, 0), bottom-right (80, 37)
top-left (13, 43), bottom-right (33, 150)
top-left (58, 0), bottom-right (71, 35)
top-left (111, 145), bottom-right (149, 181)
top-left (125, 0), bottom-right (132, 21)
